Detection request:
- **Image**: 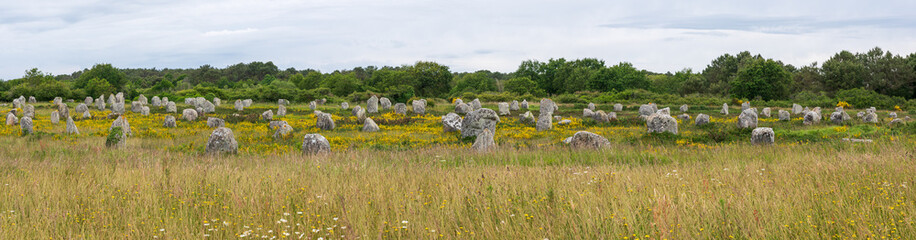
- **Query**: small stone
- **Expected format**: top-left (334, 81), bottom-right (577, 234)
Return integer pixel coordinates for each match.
top-left (442, 113), bottom-right (462, 132)
top-left (587, 103), bottom-right (596, 111)
top-left (277, 105), bottom-right (287, 117)
top-left (565, 131), bottom-right (610, 149)
top-left (761, 108), bottom-right (771, 118)
top-left (278, 99), bottom-right (289, 106)
top-left (510, 100), bottom-right (519, 111)
top-left (412, 99), bottom-right (427, 115)
top-left (455, 103), bottom-right (470, 114)
top-left (262, 110), bottom-right (274, 121)
top-left (316, 112), bottom-right (335, 130)
top-left (583, 109), bottom-right (595, 118)
top-left (536, 113), bottom-right (552, 132)
top-left (182, 109), bottom-right (198, 121)
top-left (613, 104), bottom-right (623, 112)
top-left (863, 112), bottom-right (878, 123)
top-left (741, 101), bottom-right (750, 111)
top-left (309, 101), bottom-right (317, 110)
top-left (721, 103), bottom-right (729, 115)
top-left (235, 100), bottom-right (244, 111)
top-left (889, 112), bottom-right (898, 118)
top-left (751, 127), bottom-right (775, 145)
top-left (207, 117), bottom-right (225, 128)
top-left (647, 113), bottom-right (678, 134)
top-left (82, 111), bottom-right (92, 119)
top-left (65, 116), bottom-right (79, 134)
top-left (737, 108), bottom-right (758, 129)
top-left (5, 113), bottom-right (17, 126)
top-left (354, 107), bottom-right (367, 124)
top-left (206, 127), bottom-right (239, 154)
top-left (301, 134), bottom-right (331, 154)
top-left (394, 103), bottom-right (408, 115)
top-left (803, 111), bottom-right (821, 125)
top-left (639, 104), bottom-right (658, 118)
top-left (380, 97), bottom-right (392, 110)
top-left (471, 99), bottom-right (482, 110)
top-left (213, 97), bottom-right (221, 107)
top-left (558, 119), bottom-right (571, 125)
top-left (461, 108), bottom-right (500, 138)
top-left (678, 114), bottom-right (691, 121)
top-left (695, 114), bottom-right (710, 126)
top-left (889, 118), bottom-right (904, 126)
top-left (76, 103), bottom-right (89, 113)
top-left (778, 110), bottom-right (791, 121)
top-left (471, 128), bottom-right (496, 152)
top-left (341, 102), bottom-right (349, 110)
top-left (498, 102), bottom-right (510, 116)
top-left (362, 117), bottom-right (380, 132)
top-left (520, 99), bottom-right (528, 109)
top-left (792, 104), bottom-right (803, 115)
top-left (50, 111), bottom-right (60, 124)
top-left (163, 116), bottom-right (177, 127)
top-left (141, 106), bottom-right (150, 116)
top-left (273, 122), bottom-right (294, 139)
top-left (518, 111), bottom-right (535, 124)
top-left (167, 102), bottom-right (177, 113)
top-left (680, 104), bottom-right (688, 112)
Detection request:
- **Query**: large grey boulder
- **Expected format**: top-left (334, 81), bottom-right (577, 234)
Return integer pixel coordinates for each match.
top-left (647, 113), bottom-right (678, 134)
top-left (23, 104), bottom-right (35, 118)
top-left (163, 116), bottom-right (177, 127)
top-left (412, 99), bottom-right (427, 115)
top-left (510, 100), bottom-right (519, 111)
top-left (272, 122), bottom-right (293, 139)
top-left (341, 102), bottom-right (349, 110)
top-left (442, 113), bottom-right (462, 132)
top-left (278, 99), bottom-right (289, 106)
top-left (461, 108), bottom-right (500, 138)
top-left (53, 97), bottom-right (62, 105)
top-left (58, 103), bottom-right (70, 118)
top-left (751, 127), bottom-right (775, 145)
top-left (638, 104), bottom-right (658, 119)
top-left (277, 105), bottom-right (287, 117)
top-left (792, 104), bottom-right (803, 115)
top-left (453, 98), bottom-right (463, 106)
top-left (539, 98), bottom-right (557, 115)
top-left (592, 110), bottom-right (609, 123)
top-left (268, 120), bottom-right (289, 130)
top-left (166, 102), bottom-right (177, 113)
top-left (803, 111), bottom-right (821, 125)
top-left (831, 110), bottom-right (851, 124)
top-left (741, 101), bottom-right (750, 111)
top-left (587, 103), bottom-right (596, 111)
top-left (536, 113), bottom-right (552, 132)
top-left (558, 119), bottom-right (571, 125)
top-left (234, 100), bottom-right (244, 111)
top-left (380, 97), bottom-right (391, 110)
top-left (455, 103), bottom-right (471, 114)
top-left (81, 110), bottom-right (91, 119)
top-left (737, 108), bottom-right (758, 129)
top-left (471, 128), bottom-right (496, 152)
top-left (309, 101), bottom-right (317, 110)
top-left (583, 109), bottom-right (595, 118)
top-left (30, 96), bottom-right (37, 103)
top-left (50, 111), bottom-right (60, 124)
top-left (138, 95), bottom-right (148, 105)
top-left (367, 96), bottom-right (379, 113)
top-left (778, 110), bottom-right (791, 121)
top-left (65, 116), bottom-right (79, 134)
top-left (141, 106), bottom-right (150, 116)
top-left (680, 104), bottom-right (688, 112)
top-left (76, 103), bottom-right (89, 113)
top-left (316, 112), bottom-right (335, 130)
top-left (20, 116), bottom-right (33, 135)
top-left (863, 112), bottom-right (878, 123)
top-left (112, 102), bottom-right (125, 114)
top-left (182, 109), bottom-right (198, 121)
top-left (200, 100), bottom-right (215, 113)
top-left (889, 118), bottom-right (904, 126)
top-left (678, 114), bottom-right (691, 121)
top-left (695, 114), bottom-right (710, 126)
top-left (393, 103), bottom-right (408, 115)
top-left (207, 117), bottom-right (225, 128)
top-left (362, 117), bottom-right (380, 132)
top-left (354, 107), bottom-right (367, 124)
top-left (206, 127), bottom-right (238, 154)
top-left (761, 108), bottom-right (771, 118)
top-left (243, 99), bottom-right (253, 107)
top-left (564, 131), bottom-right (610, 149)
top-left (131, 102), bottom-right (143, 113)
top-left (470, 98), bottom-right (482, 110)
top-left (889, 112), bottom-right (897, 118)
top-left (721, 103), bottom-right (729, 115)
top-left (656, 107), bottom-right (670, 116)
top-left (613, 103), bottom-right (623, 112)
top-left (497, 102), bottom-right (510, 116)
top-left (96, 97), bottom-right (106, 110)
top-left (519, 111), bottom-right (535, 124)
top-left (519, 99), bottom-right (528, 110)
top-left (5, 113), bottom-right (17, 126)
top-left (262, 110), bottom-right (274, 121)
top-left (302, 134), bottom-right (331, 154)
top-left (110, 116), bottom-right (132, 137)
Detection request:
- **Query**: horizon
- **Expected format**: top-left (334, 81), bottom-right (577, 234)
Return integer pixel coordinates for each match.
top-left (2, 0), bottom-right (915, 79)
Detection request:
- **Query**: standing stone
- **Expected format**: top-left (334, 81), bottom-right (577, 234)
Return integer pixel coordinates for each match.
top-left (105, 126), bottom-right (127, 149)
top-left (647, 113), bottom-right (678, 134)
top-left (84, 97), bottom-right (93, 105)
top-left (592, 110), bottom-right (609, 123)
top-left (362, 117), bottom-right (380, 132)
top-left (778, 110), bottom-right (791, 121)
top-left (273, 122), bottom-right (294, 139)
top-left (470, 99), bottom-right (482, 110)
top-left (380, 97), bottom-right (392, 110)
top-left (316, 112), bottom-right (335, 130)
top-left (65, 117), bottom-right (79, 134)
top-left (269, 120), bottom-right (289, 131)
top-left (583, 109), bottom-right (595, 118)
top-left (82, 111), bottom-right (92, 119)
top-left (558, 119), bottom-right (571, 125)
top-left (695, 114), bottom-right (710, 126)
top-left (367, 96), bottom-right (379, 113)
top-left (857, 111), bottom-right (865, 119)
top-left (206, 127), bottom-right (238, 154)
top-left (6, 112), bottom-right (18, 125)
top-left (520, 99), bottom-right (528, 110)
top-left (519, 111), bottom-right (535, 124)
top-left (539, 98), bottom-right (558, 115)
top-left (510, 100), bottom-right (520, 111)
top-left (302, 134), bottom-right (331, 154)
top-left (453, 98), bottom-right (464, 106)
top-left (50, 111), bottom-right (60, 124)
top-left (278, 99), bottom-right (289, 106)
top-left (234, 100), bottom-right (244, 111)
top-left (863, 112), bottom-right (878, 123)
top-left (471, 128), bottom-right (496, 152)
top-left (536, 112), bottom-right (553, 132)
top-left (803, 111), bottom-right (821, 125)
top-left (138, 95), bottom-right (148, 105)
top-left (77, 102), bottom-right (90, 112)
top-left (638, 104), bottom-right (658, 119)
top-left (792, 104), bottom-right (803, 115)
top-left (243, 99), bottom-right (253, 107)
top-left (678, 114), bottom-right (691, 121)
top-left (200, 100), bottom-right (215, 113)
top-left (497, 102), bottom-right (510, 116)
top-left (354, 107), bottom-right (367, 124)
top-left (96, 98), bottom-right (106, 110)
top-left (309, 101), bottom-right (317, 110)
top-left (680, 104), bottom-right (688, 112)
top-left (341, 102), bottom-right (349, 110)
top-left (761, 108), bottom-right (771, 118)
top-left (587, 103), bottom-right (596, 111)
top-left (110, 116), bottom-right (132, 137)
top-left (461, 108), bottom-right (500, 138)
top-left (889, 112), bottom-right (898, 118)
top-left (28, 96), bottom-right (36, 103)
top-left (889, 118), bottom-right (904, 126)
top-left (213, 97), bottom-right (221, 107)
top-left (182, 109), bottom-right (198, 121)
top-left (830, 111), bottom-right (847, 124)
top-left (107, 94), bottom-right (115, 105)
top-left (564, 131), bottom-right (610, 149)
top-left (207, 117), bottom-right (225, 128)
top-left (262, 110), bottom-right (274, 121)
top-left (455, 103), bottom-right (471, 114)
top-left (24, 104), bottom-right (35, 118)
top-left (412, 99), bottom-right (427, 115)
top-left (163, 116), bottom-right (177, 127)
top-left (20, 116), bottom-right (33, 135)
top-left (57, 103), bottom-right (70, 118)
top-left (112, 102), bottom-right (125, 114)
top-left (741, 101), bottom-right (750, 111)
top-left (166, 102), bottom-right (177, 113)
top-left (53, 97), bottom-right (62, 105)
top-left (737, 108), bottom-right (758, 129)
top-left (277, 105), bottom-right (287, 117)
top-left (442, 113), bottom-right (462, 132)
top-left (141, 107), bottom-right (150, 116)
top-left (721, 103), bottom-right (729, 115)
top-left (131, 101), bottom-right (143, 113)
top-left (656, 107), bottom-right (670, 116)
top-left (608, 112), bottom-right (618, 121)
top-left (751, 127), bottom-right (775, 145)
top-left (394, 103), bottom-right (408, 115)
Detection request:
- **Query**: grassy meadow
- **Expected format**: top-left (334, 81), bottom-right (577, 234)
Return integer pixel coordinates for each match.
top-left (0, 99), bottom-right (914, 239)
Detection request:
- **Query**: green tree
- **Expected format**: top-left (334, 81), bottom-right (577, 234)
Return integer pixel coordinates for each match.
top-left (452, 71), bottom-right (497, 94)
top-left (730, 59), bottom-right (792, 101)
top-left (84, 77), bottom-right (113, 97)
top-left (321, 73), bottom-right (362, 96)
top-left (408, 61), bottom-right (452, 97)
top-left (822, 50), bottom-right (865, 93)
top-left (503, 77), bottom-right (537, 95)
top-left (76, 64), bottom-right (126, 91)
top-left (295, 71), bottom-right (323, 90)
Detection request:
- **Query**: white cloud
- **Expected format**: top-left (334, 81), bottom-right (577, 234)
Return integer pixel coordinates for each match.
top-left (0, 0), bottom-right (914, 79)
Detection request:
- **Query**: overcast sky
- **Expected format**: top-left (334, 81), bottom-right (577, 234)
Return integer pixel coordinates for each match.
top-left (1, 0), bottom-right (915, 80)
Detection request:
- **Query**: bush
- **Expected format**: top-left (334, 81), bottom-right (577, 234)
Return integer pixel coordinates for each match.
top-left (835, 88), bottom-right (905, 110)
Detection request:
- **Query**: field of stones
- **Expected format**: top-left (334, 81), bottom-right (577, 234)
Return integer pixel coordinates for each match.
top-left (0, 94), bottom-right (914, 239)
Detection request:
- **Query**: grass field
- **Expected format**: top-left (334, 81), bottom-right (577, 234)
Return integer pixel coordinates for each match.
top-left (0, 100), bottom-right (914, 239)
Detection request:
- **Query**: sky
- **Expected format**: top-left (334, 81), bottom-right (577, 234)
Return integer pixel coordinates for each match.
top-left (1, 0), bottom-right (915, 80)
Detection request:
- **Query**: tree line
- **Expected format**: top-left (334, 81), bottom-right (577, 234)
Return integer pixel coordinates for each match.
top-left (0, 47), bottom-right (914, 108)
